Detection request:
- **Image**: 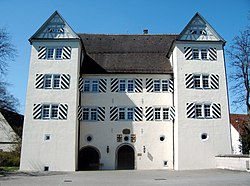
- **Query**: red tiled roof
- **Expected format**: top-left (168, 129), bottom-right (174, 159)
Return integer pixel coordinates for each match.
top-left (230, 114), bottom-right (248, 136)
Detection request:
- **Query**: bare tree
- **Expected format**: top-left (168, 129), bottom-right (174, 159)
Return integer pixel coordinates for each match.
top-left (0, 28), bottom-right (16, 76)
top-left (228, 18), bottom-right (250, 154)
top-left (0, 28), bottom-right (19, 112)
top-left (228, 28), bottom-right (250, 115)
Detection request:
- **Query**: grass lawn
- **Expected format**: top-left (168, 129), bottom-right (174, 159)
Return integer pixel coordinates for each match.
top-left (0, 167), bottom-right (19, 175)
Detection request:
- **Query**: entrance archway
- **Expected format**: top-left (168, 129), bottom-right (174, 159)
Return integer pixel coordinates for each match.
top-left (78, 146), bottom-right (100, 170)
top-left (117, 145), bottom-right (135, 170)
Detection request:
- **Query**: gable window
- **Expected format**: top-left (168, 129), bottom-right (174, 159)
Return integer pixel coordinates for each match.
top-left (195, 103), bottom-right (212, 119)
top-left (83, 79), bottom-right (99, 93)
top-left (44, 74), bottom-right (61, 89)
top-left (47, 48), bottom-right (63, 60)
top-left (42, 104), bottom-right (59, 119)
top-left (118, 79), bottom-right (134, 92)
top-left (118, 107), bottom-right (134, 120)
top-left (153, 79), bottom-right (169, 92)
top-left (82, 107), bottom-right (97, 121)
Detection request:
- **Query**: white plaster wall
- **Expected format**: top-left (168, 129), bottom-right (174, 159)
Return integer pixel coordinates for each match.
top-left (173, 42), bottom-right (232, 170)
top-left (216, 156), bottom-right (250, 171)
top-left (0, 112), bottom-right (18, 151)
top-left (79, 74), bottom-right (174, 170)
top-left (231, 125), bottom-right (242, 154)
top-left (20, 40), bottom-right (81, 171)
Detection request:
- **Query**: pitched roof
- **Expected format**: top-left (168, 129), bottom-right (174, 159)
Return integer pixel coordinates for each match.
top-left (79, 34), bottom-right (177, 74)
top-left (0, 109), bottom-right (24, 137)
top-left (230, 114), bottom-right (248, 136)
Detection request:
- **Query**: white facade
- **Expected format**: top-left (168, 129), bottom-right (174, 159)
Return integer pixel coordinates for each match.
top-left (20, 11), bottom-right (232, 171)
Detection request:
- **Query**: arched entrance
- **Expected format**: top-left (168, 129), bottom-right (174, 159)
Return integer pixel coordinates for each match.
top-left (78, 146), bottom-right (100, 170)
top-left (116, 145), bottom-right (135, 170)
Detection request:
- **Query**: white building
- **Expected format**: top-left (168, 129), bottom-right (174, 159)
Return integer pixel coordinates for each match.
top-left (20, 11), bottom-right (232, 171)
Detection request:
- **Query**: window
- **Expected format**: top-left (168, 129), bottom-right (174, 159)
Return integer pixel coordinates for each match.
top-left (44, 134), bottom-right (51, 141)
top-left (195, 103), bottom-right (212, 119)
top-left (47, 48), bottom-right (63, 60)
top-left (82, 107), bottom-right (98, 121)
top-left (118, 79), bottom-right (134, 92)
top-left (163, 108), bottom-right (169, 120)
top-left (191, 48), bottom-right (208, 60)
top-left (153, 79), bottom-right (169, 92)
top-left (192, 48), bottom-right (199, 59)
top-left (201, 49), bottom-right (208, 60)
top-left (83, 79), bottom-right (99, 92)
top-left (118, 107), bottom-right (134, 120)
top-left (42, 104), bottom-right (59, 119)
top-left (154, 107), bottom-right (170, 120)
top-left (193, 74), bottom-right (210, 89)
top-left (44, 74), bottom-right (61, 89)
top-left (154, 108), bottom-right (161, 120)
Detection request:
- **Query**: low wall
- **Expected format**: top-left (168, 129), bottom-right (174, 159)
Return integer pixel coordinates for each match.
top-left (216, 155), bottom-right (250, 171)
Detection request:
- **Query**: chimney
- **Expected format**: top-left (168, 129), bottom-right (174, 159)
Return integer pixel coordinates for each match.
top-left (143, 29), bottom-right (148, 35)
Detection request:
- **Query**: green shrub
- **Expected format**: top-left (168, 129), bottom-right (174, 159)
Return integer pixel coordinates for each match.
top-left (0, 151), bottom-right (20, 167)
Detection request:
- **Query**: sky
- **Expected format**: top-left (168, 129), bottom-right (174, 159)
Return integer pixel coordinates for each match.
top-left (0, 0), bottom-right (249, 114)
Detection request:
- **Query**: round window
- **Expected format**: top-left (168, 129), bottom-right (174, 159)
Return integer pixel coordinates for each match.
top-left (85, 135), bottom-right (93, 142)
top-left (160, 135), bottom-right (165, 141)
top-left (124, 136), bottom-right (129, 141)
top-left (201, 133), bottom-right (208, 140)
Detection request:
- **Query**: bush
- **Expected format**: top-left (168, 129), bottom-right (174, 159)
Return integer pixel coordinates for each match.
top-left (0, 151), bottom-right (20, 167)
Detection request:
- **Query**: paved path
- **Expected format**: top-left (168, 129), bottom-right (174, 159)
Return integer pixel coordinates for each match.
top-left (0, 169), bottom-right (250, 186)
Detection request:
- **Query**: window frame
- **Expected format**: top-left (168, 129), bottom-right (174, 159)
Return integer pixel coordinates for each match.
top-left (118, 107), bottom-right (134, 121)
top-left (82, 107), bottom-right (98, 121)
top-left (41, 104), bottom-right (59, 120)
top-left (153, 79), bottom-right (169, 92)
top-left (118, 79), bottom-right (135, 93)
top-left (83, 79), bottom-right (99, 93)
top-left (195, 103), bottom-right (212, 119)
top-left (193, 74), bottom-right (210, 89)
top-left (190, 47), bottom-right (209, 61)
top-left (154, 107), bottom-right (170, 121)
top-left (46, 47), bottom-right (63, 60)
top-left (44, 74), bottom-right (61, 89)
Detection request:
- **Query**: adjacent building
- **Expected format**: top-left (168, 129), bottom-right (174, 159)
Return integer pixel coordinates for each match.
top-left (20, 11), bottom-right (232, 171)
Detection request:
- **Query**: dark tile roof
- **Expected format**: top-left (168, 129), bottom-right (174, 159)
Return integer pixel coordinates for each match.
top-left (0, 109), bottom-right (24, 137)
top-left (79, 34), bottom-right (177, 74)
top-left (230, 114), bottom-right (248, 136)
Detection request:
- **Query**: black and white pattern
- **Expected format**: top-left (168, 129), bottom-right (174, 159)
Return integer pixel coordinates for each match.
top-left (33, 104), bottom-right (43, 119)
top-left (110, 107), bottom-right (118, 121)
top-left (134, 107), bottom-right (143, 121)
top-left (97, 107), bottom-right (105, 121)
top-left (184, 47), bottom-right (193, 60)
top-left (186, 102), bottom-right (196, 118)
top-left (145, 107), bottom-right (154, 121)
top-left (62, 46), bottom-right (71, 59)
top-left (210, 74), bottom-right (219, 89)
top-left (185, 74), bottom-right (194, 89)
top-left (212, 103), bottom-right (221, 119)
top-left (169, 79), bottom-right (174, 92)
top-left (60, 74), bottom-right (70, 89)
top-left (146, 78), bottom-right (153, 92)
top-left (170, 106), bottom-right (175, 120)
top-left (59, 104), bottom-right (68, 120)
top-left (208, 48), bottom-right (217, 61)
top-left (79, 77), bottom-right (84, 92)
top-left (38, 46), bottom-right (46, 59)
top-left (78, 106), bottom-right (83, 120)
top-left (99, 79), bottom-right (107, 93)
top-left (110, 78), bottom-right (119, 92)
top-left (135, 79), bottom-right (143, 93)
top-left (35, 74), bottom-right (45, 89)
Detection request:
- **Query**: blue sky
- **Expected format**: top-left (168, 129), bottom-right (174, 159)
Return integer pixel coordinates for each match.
top-left (0, 0), bottom-right (249, 114)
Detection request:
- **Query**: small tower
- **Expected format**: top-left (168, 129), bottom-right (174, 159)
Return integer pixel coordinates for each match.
top-left (172, 13), bottom-right (231, 170)
top-left (20, 11), bottom-right (82, 171)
